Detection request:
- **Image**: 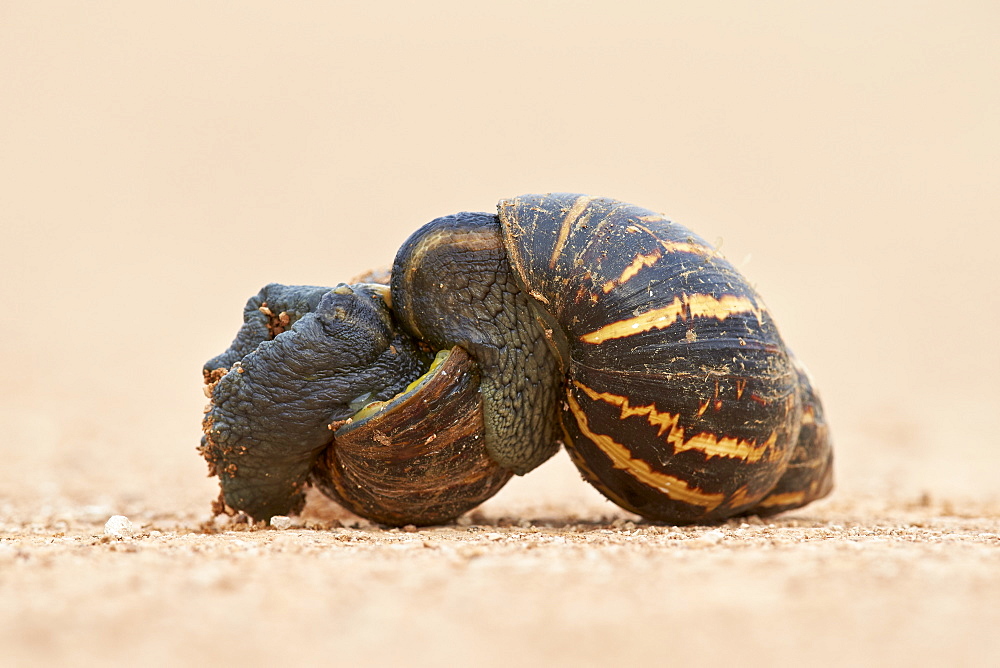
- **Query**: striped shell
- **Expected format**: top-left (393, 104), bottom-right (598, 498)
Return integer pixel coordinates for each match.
top-left (313, 346), bottom-right (512, 526)
top-left (498, 194), bottom-right (832, 523)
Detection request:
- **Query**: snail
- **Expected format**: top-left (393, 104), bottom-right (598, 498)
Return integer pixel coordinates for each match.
top-left (200, 194), bottom-right (832, 525)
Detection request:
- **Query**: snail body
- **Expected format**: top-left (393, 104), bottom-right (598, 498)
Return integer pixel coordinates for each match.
top-left (200, 194), bottom-right (832, 525)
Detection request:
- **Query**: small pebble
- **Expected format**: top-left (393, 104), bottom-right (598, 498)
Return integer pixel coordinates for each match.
top-left (104, 515), bottom-right (134, 539)
top-left (686, 529), bottom-right (726, 547)
top-left (269, 515), bottom-right (292, 530)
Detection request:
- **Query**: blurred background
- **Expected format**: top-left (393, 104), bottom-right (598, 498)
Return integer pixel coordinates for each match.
top-left (2, 1), bottom-right (998, 518)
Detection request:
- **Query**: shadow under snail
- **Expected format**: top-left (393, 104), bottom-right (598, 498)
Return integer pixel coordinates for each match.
top-left (200, 194), bottom-right (833, 526)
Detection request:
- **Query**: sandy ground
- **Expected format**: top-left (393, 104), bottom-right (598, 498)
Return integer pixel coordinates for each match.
top-left (3, 3), bottom-right (999, 666)
top-left (2, 485), bottom-right (999, 667)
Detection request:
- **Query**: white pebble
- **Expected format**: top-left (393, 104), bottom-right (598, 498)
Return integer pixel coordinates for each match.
top-left (687, 529), bottom-right (726, 547)
top-left (104, 515), bottom-right (134, 539)
top-left (269, 515), bottom-right (292, 530)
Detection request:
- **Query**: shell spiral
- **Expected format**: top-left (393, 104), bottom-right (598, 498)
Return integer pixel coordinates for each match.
top-left (498, 194), bottom-right (832, 523)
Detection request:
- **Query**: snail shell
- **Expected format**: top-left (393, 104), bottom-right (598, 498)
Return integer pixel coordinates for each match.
top-left (312, 346), bottom-right (511, 526)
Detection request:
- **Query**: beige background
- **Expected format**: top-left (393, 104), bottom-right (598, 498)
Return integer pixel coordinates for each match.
top-left (2, 2), bottom-right (998, 666)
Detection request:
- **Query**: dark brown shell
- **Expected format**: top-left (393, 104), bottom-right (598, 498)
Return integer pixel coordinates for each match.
top-left (311, 346), bottom-right (512, 526)
top-left (498, 193), bottom-right (833, 523)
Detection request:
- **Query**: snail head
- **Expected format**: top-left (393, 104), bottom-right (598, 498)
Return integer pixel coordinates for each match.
top-left (200, 283), bottom-right (432, 521)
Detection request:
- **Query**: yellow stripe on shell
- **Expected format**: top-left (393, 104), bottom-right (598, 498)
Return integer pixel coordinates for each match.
top-left (580, 294), bottom-right (764, 344)
top-left (800, 405), bottom-right (816, 425)
top-left (573, 381), bottom-right (778, 463)
top-left (548, 195), bottom-right (595, 270)
top-left (566, 391), bottom-right (726, 511)
top-left (617, 217), bottom-right (715, 258)
top-left (723, 485), bottom-right (757, 510)
top-left (601, 249), bottom-right (663, 293)
top-left (658, 240), bottom-right (714, 256)
top-left (754, 490), bottom-right (806, 508)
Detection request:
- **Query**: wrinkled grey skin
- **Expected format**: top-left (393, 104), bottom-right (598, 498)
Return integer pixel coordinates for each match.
top-left (201, 283), bottom-right (431, 520)
top-left (204, 283), bottom-right (332, 373)
top-left (390, 212), bottom-right (562, 474)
